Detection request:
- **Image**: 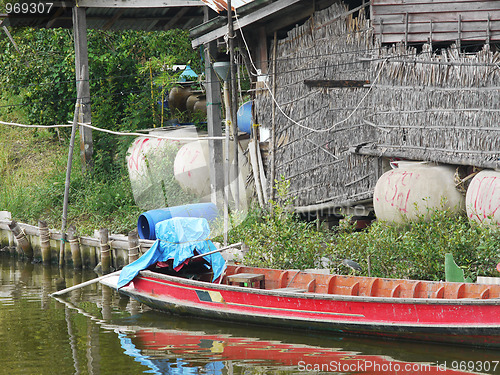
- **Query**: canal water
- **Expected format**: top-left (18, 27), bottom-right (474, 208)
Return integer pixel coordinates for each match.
top-left (1, 253), bottom-right (499, 375)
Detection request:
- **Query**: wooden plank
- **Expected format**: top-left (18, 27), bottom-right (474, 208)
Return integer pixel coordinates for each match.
top-left (373, 2), bottom-right (500, 14)
top-left (374, 20), bottom-right (500, 35)
top-left (304, 79), bottom-right (370, 88)
top-left (380, 30), bottom-right (500, 43)
top-left (372, 11), bottom-right (500, 23)
top-left (77, 0), bottom-right (201, 7)
top-left (374, 0), bottom-right (497, 4)
top-left (191, 0), bottom-right (303, 47)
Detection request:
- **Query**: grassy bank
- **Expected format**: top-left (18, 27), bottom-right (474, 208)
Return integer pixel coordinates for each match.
top-left (0, 109), bottom-right (142, 235)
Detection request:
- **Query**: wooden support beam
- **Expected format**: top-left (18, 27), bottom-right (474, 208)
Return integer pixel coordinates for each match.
top-left (256, 26), bottom-right (268, 75)
top-left (76, 0), bottom-right (201, 7)
top-left (9, 220), bottom-right (33, 259)
top-left (68, 225), bottom-right (82, 269)
top-left (103, 8), bottom-right (124, 31)
top-left (304, 80), bottom-right (370, 88)
top-left (99, 228), bottom-right (111, 274)
top-left (46, 7), bottom-right (65, 28)
top-left (204, 7), bottom-right (225, 210)
top-left (73, 6), bottom-right (93, 172)
top-left (163, 7), bottom-right (189, 30)
top-left (192, 0), bottom-right (303, 47)
top-left (228, 0), bottom-right (240, 210)
top-left (127, 229), bottom-right (140, 264)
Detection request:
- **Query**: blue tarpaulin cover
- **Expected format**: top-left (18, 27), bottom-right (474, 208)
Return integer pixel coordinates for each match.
top-left (117, 217), bottom-right (226, 289)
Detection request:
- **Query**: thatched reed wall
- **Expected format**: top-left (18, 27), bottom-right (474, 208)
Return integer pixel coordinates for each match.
top-left (254, 1), bottom-right (500, 212)
top-left (364, 44), bottom-right (500, 169)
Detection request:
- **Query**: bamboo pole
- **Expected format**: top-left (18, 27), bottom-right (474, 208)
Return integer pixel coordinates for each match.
top-left (191, 242), bottom-right (243, 260)
top-left (9, 220), bottom-right (33, 259)
top-left (227, 0), bottom-right (239, 210)
top-left (39, 220), bottom-right (51, 265)
top-left (127, 228), bottom-right (141, 264)
top-left (50, 270), bottom-right (120, 297)
top-left (223, 81), bottom-right (231, 247)
top-left (270, 31), bottom-right (278, 206)
top-left (68, 225), bottom-right (82, 269)
top-left (60, 66), bottom-right (86, 267)
top-left (99, 228), bottom-right (111, 274)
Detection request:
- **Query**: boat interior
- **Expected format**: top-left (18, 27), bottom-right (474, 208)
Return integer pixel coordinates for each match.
top-left (149, 261), bottom-right (500, 300)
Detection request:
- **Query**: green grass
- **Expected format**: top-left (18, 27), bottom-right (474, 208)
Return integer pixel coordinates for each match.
top-left (0, 99), bottom-right (142, 235)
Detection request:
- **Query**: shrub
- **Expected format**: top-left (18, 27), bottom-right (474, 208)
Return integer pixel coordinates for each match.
top-left (326, 209), bottom-right (500, 281)
top-left (225, 178), bottom-right (326, 270)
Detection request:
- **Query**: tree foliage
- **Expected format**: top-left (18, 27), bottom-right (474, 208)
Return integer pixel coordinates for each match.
top-left (0, 27), bottom-right (203, 177)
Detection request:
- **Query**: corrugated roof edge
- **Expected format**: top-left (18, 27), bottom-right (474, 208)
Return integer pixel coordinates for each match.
top-left (201, 0), bottom-right (257, 12)
top-left (190, 0), bottom-right (272, 38)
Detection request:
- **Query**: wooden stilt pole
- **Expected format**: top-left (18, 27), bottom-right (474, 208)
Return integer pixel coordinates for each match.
top-left (39, 220), bottom-right (51, 265)
top-left (9, 220), bottom-right (33, 259)
top-left (223, 81), bottom-right (231, 247)
top-left (60, 68), bottom-right (86, 267)
top-left (68, 225), bottom-right (82, 269)
top-left (228, 0), bottom-right (240, 210)
top-left (100, 228), bottom-right (111, 274)
top-left (127, 229), bottom-right (140, 264)
top-left (270, 31), bottom-right (278, 206)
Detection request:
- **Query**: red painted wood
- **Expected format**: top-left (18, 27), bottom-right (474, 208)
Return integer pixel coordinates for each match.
top-left (115, 264), bottom-right (500, 347)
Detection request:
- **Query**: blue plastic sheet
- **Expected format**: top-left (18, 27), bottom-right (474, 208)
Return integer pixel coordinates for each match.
top-left (117, 217), bottom-right (226, 289)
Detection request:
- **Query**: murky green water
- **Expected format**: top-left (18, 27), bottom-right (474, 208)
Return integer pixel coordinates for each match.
top-left (1, 253), bottom-right (499, 375)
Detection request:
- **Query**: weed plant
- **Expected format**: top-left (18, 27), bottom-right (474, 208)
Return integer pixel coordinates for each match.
top-left (223, 179), bottom-right (499, 281)
top-left (219, 178), bottom-right (325, 270)
top-left (0, 124), bottom-right (142, 235)
top-left (327, 210), bottom-right (500, 281)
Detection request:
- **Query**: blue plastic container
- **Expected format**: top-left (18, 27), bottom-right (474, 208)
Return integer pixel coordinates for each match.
top-left (137, 203), bottom-right (219, 240)
top-left (237, 101), bottom-right (253, 134)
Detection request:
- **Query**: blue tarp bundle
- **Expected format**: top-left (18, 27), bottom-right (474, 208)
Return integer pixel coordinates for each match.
top-left (117, 217), bottom-right (226, 289)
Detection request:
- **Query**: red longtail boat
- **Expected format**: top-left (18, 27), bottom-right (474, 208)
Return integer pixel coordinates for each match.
top-left (101, 262), bottom-right (500, 348)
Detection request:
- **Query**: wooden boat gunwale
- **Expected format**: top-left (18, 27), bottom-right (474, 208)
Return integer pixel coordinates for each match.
top-left (137, 269), bottom-right (500, 306)
top-left (112, 274), bottom-right (500, 334)
top-left (102, 266), bottom-right (500, 347)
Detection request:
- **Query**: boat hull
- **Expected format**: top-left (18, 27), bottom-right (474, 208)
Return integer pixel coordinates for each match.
top-left (103, 271), bottom-right (500, 348)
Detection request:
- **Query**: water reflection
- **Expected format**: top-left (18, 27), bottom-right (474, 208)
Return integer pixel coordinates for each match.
top-left (1, 254), bottom-right (499, 375)
top-left (107, 309), bottom-right (500, 375)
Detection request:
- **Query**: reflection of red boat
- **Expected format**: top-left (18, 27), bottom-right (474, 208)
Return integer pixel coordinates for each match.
top-left (103, 263), bottom-right (500, 348)
top-left (131, 327), bottom-right (479, 374)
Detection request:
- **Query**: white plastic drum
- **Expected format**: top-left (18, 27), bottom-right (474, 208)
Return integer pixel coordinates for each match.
top-left (373, 162), bottom-right (465, 223)
top-left (173, 140), bottom-right (251, 206)
top-left (466, 170), bottom-right (500, 226)
top-left (173, 140), bottom-right (212, 198)
top-left (126, 127), bottom-right (200, 207)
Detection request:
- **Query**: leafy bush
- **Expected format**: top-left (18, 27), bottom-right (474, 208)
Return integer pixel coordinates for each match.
top-left (219, 178), bottom-right (499, 281)
top-left (326, 209), bottom-right (500, 281)
top-left (223, 178), bottom-right (326, 270)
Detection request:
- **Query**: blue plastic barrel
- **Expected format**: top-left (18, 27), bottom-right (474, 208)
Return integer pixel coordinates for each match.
top-left (237, 101), bottom-right (253, 134)
top-left (137, 203), bottom-right (218, 240)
